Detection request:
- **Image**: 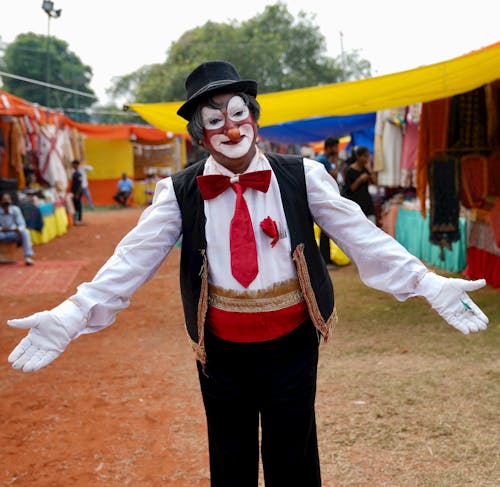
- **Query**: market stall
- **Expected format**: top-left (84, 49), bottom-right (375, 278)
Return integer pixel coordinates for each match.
top-left (0, 90), bottom-right (188, 246)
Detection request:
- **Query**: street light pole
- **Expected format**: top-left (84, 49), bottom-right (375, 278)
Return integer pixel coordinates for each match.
top-left (41, 1), bottom-right (61, 107)
top-left (45, 12), bottom-right (50, 106)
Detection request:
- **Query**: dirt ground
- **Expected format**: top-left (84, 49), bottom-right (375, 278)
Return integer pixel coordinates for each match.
top-left (0, 207), bottom-right (498, 487)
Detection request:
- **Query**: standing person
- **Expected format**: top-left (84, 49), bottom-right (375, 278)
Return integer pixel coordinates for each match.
top-left (0, 192), bottom-right (35, 265)
top-left (315, 136), bottom-right (340, 265)
top-left (70, 160), bottom-right (83, 225)
top-left (315, 136), bottom-right (339, 180)
top-left (6, 61), bottom-right (489, 487)
top-left (113, 173), bottom-right (134, 207)
top-left (80, 163), bottom-right (95, 210)
top-left (343, 146), bottom-right (377, 224)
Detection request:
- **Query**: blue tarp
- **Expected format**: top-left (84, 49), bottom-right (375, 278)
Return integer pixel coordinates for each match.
top-left (259, 112), bottom-right (375, 150)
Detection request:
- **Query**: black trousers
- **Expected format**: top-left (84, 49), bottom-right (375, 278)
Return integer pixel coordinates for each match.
top-left (197, 320), bottom-right (321, 487)
top-left (73, 195), bottom-right (82, 222)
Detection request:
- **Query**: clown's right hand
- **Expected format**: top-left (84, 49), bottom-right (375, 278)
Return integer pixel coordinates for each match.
top-left (7, 300), bottom-right (86, 372)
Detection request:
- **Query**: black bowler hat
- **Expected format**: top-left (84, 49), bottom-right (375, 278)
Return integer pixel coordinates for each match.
top-left (177, 61), bottom-right (258, 121)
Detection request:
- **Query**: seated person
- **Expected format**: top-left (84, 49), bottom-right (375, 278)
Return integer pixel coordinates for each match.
top-left (113, 173), bottom-right (134, 207)
top-left (0, 192), bottom-right (35, 265)
top-left (23, 172), bottom-right (44, 200)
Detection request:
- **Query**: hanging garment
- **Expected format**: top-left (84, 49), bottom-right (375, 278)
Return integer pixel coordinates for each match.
top-left (488, 152), bottom-right (500, 196)
top-left (377, 108), bottom-right (405, 187)
top-left (9, 118), bottom-right (27, 176)
top-left (491, 198), bottom-right (500, 248)
top-left (373, 110), bottom-right (385, 172)
top-left (485, 81), bottom-right (500, 148)
top-left (416, 99), bottom-right (451, 217)
top-left (38, 125), bottom-right (69, 188)
top-left (448, 87), bottom-right (488, 149)
top-left (461, 154), bottom-right (488, 208)
top-left (400, 103), bottom-right (421, 188)
top-left (428, 155), bottom-right (461, 259)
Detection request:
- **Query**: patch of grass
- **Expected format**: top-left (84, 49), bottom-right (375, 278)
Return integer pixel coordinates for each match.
top-left (315, 264), bottom-right (500, 486)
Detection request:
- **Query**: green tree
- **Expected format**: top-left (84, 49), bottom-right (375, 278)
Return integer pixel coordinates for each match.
top-left (108, 2), bottom-right (371, 103)
top-left (1, 32), bottom-right (96, 109)
top-left (335, 49), bottom-right (372, 82)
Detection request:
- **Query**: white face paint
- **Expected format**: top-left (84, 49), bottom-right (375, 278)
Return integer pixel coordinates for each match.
top-left (208, 124), bottom-right (254, 159)
top-left (201, 95), bottom-right (255, 160)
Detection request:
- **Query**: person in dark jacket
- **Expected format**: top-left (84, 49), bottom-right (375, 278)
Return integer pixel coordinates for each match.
top-left (342, 145), bottom-right (376, 223)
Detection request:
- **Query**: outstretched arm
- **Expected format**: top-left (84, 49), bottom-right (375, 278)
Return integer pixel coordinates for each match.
top-left (303, 158), bottom-right (489, 334)
top-left (7, 177), bottom-right (182, 372)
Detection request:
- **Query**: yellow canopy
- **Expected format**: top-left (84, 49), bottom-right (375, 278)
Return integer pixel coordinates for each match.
top-left (129, 41), bottom-right (500, 135)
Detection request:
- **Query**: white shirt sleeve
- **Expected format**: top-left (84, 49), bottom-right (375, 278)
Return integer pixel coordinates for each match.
top-left (71, 177), bottom-right (182, 334)
top-left (303, 158), bottom-right (429, 301)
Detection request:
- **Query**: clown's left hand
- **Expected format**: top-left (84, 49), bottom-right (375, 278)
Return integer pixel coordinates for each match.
top-left (416, 273), bottom-right (489, 334)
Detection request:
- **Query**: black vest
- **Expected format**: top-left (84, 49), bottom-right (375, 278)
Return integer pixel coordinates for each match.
top-left (171, 153), bottom-right (335, 356)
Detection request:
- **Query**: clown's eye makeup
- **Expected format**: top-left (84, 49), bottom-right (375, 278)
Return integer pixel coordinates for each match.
top-left (201, 107), bottom-right (225, 130)
top-left (202, 96), bottom-right (250, 131)
top-left (227, 96), bottom-right (249, 122)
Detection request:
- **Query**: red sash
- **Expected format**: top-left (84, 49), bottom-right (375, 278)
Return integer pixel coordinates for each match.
top-left (207, 301), bottom-right (308, 343)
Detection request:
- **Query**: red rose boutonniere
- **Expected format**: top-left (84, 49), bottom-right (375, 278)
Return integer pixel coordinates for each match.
top-left (260, 216), bottom-right (279, 247)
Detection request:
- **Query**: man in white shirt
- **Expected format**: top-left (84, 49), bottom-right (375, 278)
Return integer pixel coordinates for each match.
top-left (6, 62), bottom-right (488, 487)
top-left (0, 192), bottom-right (34, 265)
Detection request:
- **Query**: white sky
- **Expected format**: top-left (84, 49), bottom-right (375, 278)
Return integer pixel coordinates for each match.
top-left (1, 0), bottom-right (499, 105)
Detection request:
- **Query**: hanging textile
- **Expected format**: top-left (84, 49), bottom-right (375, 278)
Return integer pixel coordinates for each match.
top-left (400, 103), bottom-right (421, 188)
top-left (38, 125), bottom-right (69, 188)
top-left (428, 155), bottom-right (461, 259)
top-left (416, 99), bottom-right (451, 217)
top-left (377, 107), bottom-right (405, 187)
top-left (9, 117), bottom-right (26, 176)
top-left (485, 81), bottom-right (500, 148)
top-left (488, 152), bottom-right (500, 196)
top-left (0, 124), bottom-right (4, 176)
top-left (448, 87), bottom-right (488, 149)
top-left (491, 198), bottom-right (500, 248)
top-left (373, 110), bottom-right (384, 172)
top-left (461, 154), bottom-right (488, 208)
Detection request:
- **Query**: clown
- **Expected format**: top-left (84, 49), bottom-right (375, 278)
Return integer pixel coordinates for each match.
top-left (7, 62), bottom-right (489, 487)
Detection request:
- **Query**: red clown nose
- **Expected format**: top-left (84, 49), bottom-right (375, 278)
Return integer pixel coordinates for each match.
top-left (227, 128), bottom-right (241, 141)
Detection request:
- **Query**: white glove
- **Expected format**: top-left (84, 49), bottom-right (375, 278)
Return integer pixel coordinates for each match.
top-left (416, 272), bottom-right (489, 334)
top-left (7, 300), bottom-right (86, 372)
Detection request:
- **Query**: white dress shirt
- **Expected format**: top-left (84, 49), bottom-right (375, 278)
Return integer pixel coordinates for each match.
top-left (72, 149), bottom-right (429, 335)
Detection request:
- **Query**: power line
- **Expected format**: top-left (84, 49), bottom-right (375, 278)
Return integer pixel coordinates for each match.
top-left (62, 107), bottom-right (141, 117)
top-left (0, 70), bottom-right (98, 100)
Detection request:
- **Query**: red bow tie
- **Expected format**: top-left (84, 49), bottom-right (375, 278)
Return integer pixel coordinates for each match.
top-left (196, 170), bottom-right (272, 200)
top-left (196, 170), bottom-right (272, 288)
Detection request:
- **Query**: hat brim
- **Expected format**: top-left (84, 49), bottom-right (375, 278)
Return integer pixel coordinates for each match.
top-left (177, 79), bottom-right (257, 121)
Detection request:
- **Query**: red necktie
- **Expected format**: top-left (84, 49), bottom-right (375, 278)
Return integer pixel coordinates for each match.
top-left (197, 170), bottom-right (272, 287)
